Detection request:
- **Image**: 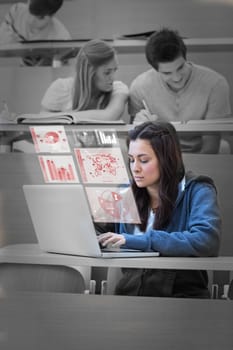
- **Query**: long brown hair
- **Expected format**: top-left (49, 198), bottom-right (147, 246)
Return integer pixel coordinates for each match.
top-left (127, 121), bottom-right (185, 230)
top-left (72, 39), bottom-right (116, 110)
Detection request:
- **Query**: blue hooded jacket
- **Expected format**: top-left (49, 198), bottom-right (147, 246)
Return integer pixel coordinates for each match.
top-left (119, 172), bottom-right (221, 257)
top-left (114, 173), bottom-right (221, 297)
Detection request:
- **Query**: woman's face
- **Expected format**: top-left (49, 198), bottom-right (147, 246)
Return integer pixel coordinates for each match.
top-left (94, 57), bottom-right (118, 92)
top-left (128, 139), bottom-right (160, 188)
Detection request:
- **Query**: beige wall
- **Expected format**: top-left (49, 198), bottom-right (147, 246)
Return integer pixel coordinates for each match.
top-left (52, 0), bottom-right (233, 39)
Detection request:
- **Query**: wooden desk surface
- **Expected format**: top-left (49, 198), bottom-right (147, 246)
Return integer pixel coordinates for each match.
top-left (0, 37), bottom-right (233, 58)
top-left (1, 292), bottom-right (233, 350)
top-left (1, 119), bottom-right (233, 134)
top-left (1, 244), bottom-right (233, 271)
top-left (114, 37), bottom-right (233, 53)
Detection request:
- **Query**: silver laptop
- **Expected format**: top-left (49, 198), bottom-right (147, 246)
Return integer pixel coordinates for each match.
top-left (23, 184), bottom-right (159, 258)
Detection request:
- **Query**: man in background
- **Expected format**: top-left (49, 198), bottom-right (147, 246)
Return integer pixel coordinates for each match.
top-left (129, 28), bottom-right (231, 153)
top-left (0, 0), bottom-right (71, 65)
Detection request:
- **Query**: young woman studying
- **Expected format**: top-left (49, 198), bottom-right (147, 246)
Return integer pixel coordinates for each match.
top-left (98, 121), bottom-right (221, 298)
top-left (41, 39), bottom-right (129, 121)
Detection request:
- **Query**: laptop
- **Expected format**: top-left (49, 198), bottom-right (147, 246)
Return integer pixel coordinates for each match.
top-left (23, 184), bottom-right (159, 258)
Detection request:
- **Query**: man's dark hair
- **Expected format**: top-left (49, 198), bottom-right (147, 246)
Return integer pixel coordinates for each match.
top-left (29, 0), bottom-right (63, 17)
top-left (145, 28), bottom-right (187, 70)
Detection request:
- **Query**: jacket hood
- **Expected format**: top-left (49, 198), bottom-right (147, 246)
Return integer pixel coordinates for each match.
top-left (176, 171), bottom-right (216, 206)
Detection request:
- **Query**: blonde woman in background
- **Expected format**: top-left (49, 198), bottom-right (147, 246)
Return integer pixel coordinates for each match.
top-left (41, 39), bottom-right (129, 121)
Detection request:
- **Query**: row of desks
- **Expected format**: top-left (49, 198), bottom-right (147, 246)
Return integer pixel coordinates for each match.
top-left (1, 119), bottom-right (233, 133)
top-left (0, 37), bottom-right (233, 58)
top-left (1, 244), bottom-right (233, 349)
top-left (1, 243), bottom-right (233, 271)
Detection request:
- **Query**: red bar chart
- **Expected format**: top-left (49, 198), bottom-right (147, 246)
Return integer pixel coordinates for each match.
top-left (39, 156), bottom-right (79, 183)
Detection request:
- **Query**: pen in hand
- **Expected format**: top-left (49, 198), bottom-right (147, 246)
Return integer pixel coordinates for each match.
top-left (142, 99), bottom-right (151, 114)
top-left (142, 100), bottom-right (152, 121)
top-left (134, 100), bottom-right (156, 124)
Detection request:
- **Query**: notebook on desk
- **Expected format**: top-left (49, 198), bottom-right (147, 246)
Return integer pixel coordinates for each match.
top-left (23, 184), bottom-right (159, 258)
top-left (16, 111), bottom-right (126, 125)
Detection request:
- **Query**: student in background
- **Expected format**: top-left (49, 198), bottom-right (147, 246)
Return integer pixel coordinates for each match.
top-left (0, 0), bottom-right (71, 65)
top-left (129, 28), bottom-right (231, 153)
top-left (41, 39), bottom-right (129, 121)
top-left (98, 121), bottom-right (221, 298)
top-left (0, 0), bottom-right (70, 43)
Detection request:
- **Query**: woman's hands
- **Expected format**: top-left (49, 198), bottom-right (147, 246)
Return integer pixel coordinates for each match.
top-left (97, 232), bottom-right (126, 248)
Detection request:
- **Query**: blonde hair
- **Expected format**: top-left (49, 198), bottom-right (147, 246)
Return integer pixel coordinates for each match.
top-left (72, 39), bottom-right (116, 110)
